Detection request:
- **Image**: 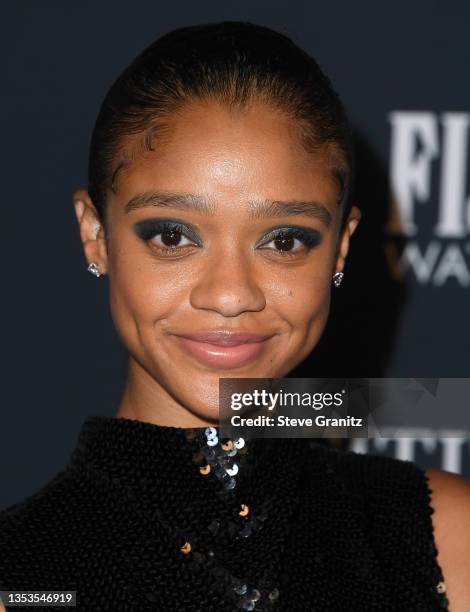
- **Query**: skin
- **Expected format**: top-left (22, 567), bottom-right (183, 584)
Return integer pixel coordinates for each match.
top-left (72, 99), bottom-right (470, 608)
top-left (74, 99), bottom-right (359, 426)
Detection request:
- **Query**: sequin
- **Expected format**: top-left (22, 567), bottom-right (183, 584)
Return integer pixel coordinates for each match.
top-left (181, 424), bottom-right (273, 609)
top-left (239, 504), bottom-right (249, 516)
top-left (215, 465), bottom-right (228, 479)
top-left (226, 463), bottom-right (239, 476)
top-left (233, 583), bottom-right (248, 595)
top-left (203, 447), bottom-right (216, 460)
top-left (225, 477), bottom-right (236, 490)
top-left (180, 541), bottom-right (191, 554)
top-left (268, 588), bottom-right (280, 602)
top-left (248, 588), bottom-right (261, 602)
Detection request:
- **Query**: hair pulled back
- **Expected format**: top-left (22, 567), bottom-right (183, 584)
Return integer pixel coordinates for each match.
top-left (88, 21), bottom-right (355, 230)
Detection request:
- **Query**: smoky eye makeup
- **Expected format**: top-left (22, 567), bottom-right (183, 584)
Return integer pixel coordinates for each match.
top-left (133, 217), bottom-right (202, 246)
top-left (132, 217), bottom-right (323, 257)
top-left (256, 225), bottom-right (323, 251)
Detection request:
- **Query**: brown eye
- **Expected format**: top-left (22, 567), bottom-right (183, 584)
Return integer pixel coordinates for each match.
top-left (161, 229), bottom-right (183, 247)
top-left (150, 228), bottom-right (195, 250)
top-left (274, 234), bottom-right (295, 251)
top-left (134, 218), bottom-right (201, 254)
top-left (257, 226), bottom-right (322, 254)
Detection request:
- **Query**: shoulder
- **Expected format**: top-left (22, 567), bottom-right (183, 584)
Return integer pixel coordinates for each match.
top-left (309, 441), bottom-right (426, 498)
top-left (425, 468), bottom-right (470, 610)
top-left (0, 470), bottom-right (78, 576)
top-left (0, 465), bottom-right (124, 587)
top-left (307, 443), bottom-right (438, 534)
top-left (0, 472), bottom-right (67, 587)
top-left (307, 444), bottom-right (452, 604)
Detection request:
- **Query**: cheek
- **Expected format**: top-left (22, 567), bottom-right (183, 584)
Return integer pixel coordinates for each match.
top-left (264, 269), bottom-right (332, 376)
top-left (286, 277), bottom-right (332, 370)
top-left (287, 286), bottom-right (331, 359)
top-left (267, 264), bottom-right (332, 331)
top-left (107, 245), bottom-right (190, 337)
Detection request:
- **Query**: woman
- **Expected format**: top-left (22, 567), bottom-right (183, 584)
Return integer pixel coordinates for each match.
top-left (1, 20), bottom-right (470, 612)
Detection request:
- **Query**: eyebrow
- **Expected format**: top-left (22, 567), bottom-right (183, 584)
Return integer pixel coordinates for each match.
top-left (124, 190), bottom-right (333, 228)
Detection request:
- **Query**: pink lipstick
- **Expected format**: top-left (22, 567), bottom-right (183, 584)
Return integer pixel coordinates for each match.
top-left (173, 331), bottom-right (275, 369)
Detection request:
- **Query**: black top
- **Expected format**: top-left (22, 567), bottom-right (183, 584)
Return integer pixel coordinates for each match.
top-left (0, 416), bottom-right (449, 611)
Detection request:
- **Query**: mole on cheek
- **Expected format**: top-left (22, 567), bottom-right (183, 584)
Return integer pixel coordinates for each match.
top-left (289, 290), bottom-right (294, 297)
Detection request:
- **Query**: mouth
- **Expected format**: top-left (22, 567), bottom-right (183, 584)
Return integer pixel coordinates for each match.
top-left (172, 331), bottom-right (276, 369)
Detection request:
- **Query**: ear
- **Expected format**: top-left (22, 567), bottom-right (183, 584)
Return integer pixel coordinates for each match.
top-left (334, 204), bottom-right (361, 274)
top-left (73, 189), bottom-right (108, 275)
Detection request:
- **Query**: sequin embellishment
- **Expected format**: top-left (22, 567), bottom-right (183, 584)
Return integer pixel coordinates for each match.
top-left (180, 426), bottom-right (280, 609)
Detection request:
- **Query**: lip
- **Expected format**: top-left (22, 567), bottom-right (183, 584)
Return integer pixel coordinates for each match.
top-left (176, 331), bottom-right (273, 346)
top-left (173, 331), bottom-right (276, 369)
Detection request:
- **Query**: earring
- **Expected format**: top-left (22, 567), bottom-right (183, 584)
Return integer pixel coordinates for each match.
top-left (87, 262), bottom-right (102, 277)
top-left (332, 271), bottom-right (344, 287)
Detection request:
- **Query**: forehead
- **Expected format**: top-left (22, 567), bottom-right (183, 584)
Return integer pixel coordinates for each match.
top-left (109, 101), bottom-right (345, 208)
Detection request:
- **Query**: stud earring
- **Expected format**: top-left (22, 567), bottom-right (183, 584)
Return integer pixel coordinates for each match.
top-left (332, 271), bottom-right (344, 287)
top-left (87, 262), bottom-right (102, 277)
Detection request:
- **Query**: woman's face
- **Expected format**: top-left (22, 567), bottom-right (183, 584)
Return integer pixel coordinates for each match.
top-left (74, 100), bottom-right (361, 425)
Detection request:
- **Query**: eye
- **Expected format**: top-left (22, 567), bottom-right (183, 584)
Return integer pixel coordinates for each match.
top-left (257, 226), bottom-right (322, 254)
top-left (151, 227), bottom-right (194, 249)
top-left (133, 218), bottom-right (201, 255)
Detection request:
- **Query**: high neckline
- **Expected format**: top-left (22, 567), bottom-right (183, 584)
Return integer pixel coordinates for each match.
top-left (68, 415), bottom-right (310, 506)
top-left (67, 415), bottom-right (312, 598)
top-left (69, 414), bottom-right (272, 487)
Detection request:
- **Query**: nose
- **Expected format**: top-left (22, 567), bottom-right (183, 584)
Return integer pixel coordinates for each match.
top-left (189, 249), bottom-right (266, 317)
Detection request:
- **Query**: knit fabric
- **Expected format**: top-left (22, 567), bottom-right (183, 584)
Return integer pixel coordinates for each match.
top-left (0, 416), bottom-right (449, 611)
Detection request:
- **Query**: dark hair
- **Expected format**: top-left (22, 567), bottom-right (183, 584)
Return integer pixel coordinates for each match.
top-left (88, 21), bottom-right (355, 231)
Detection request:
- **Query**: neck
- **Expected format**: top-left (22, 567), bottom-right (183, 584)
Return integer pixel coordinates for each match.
top-left (116, 356), bottom-right (218, 428)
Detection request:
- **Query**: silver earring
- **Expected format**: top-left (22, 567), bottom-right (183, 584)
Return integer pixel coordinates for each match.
top-left (87, 262), bottom-right (102, 277)
top-left (333, 271), bottom-right (344, 287)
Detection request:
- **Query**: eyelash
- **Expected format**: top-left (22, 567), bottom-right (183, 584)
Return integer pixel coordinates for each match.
top-left (134, 220), bottom-right (201, 255)
top-left (133, 219), bottom-right (322, 258)
top-left (257, 227), bottom-right (322, 255)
